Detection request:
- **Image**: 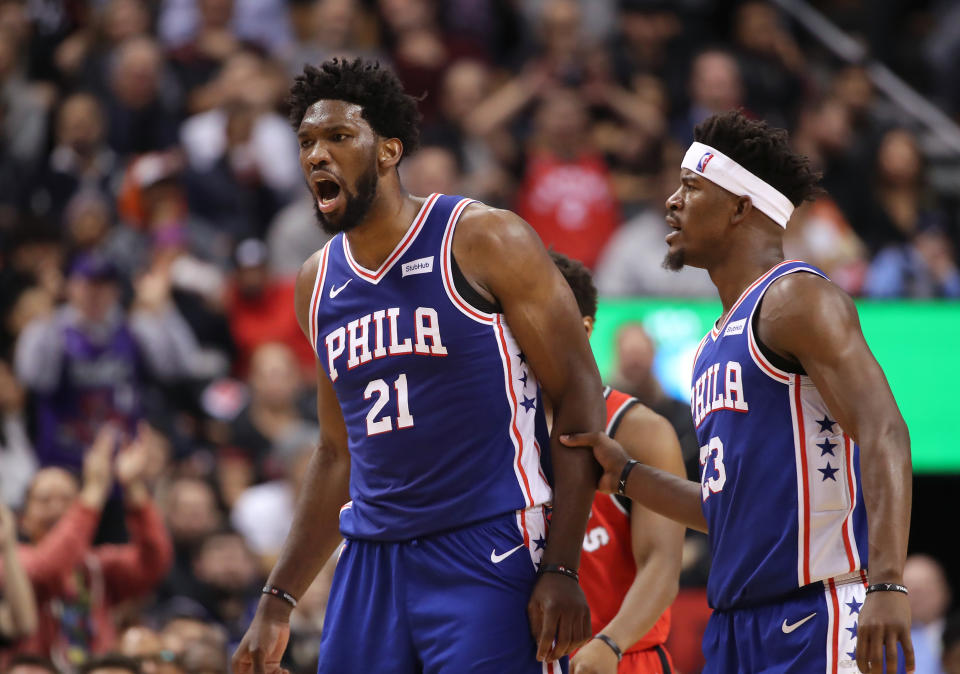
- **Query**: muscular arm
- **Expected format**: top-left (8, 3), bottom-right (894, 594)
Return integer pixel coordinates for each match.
top-left (454, 205), bottom-right (605, 659)
top-left (454, 205), bottom-right (605, 571)
top-left (759, 274), bottom-right (911, 587)
top-left (255, 250), bottom-right (351, 616)
top-left (599, 408), bottom-right (685, 650)
top-left (759, 273), bottom-right (913, 672)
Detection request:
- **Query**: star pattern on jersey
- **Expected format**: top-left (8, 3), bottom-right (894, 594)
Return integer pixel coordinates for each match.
top-left (846, 621), bottom-right (858, 640)
top-left (516, 351), bottom-right (527, 364)
top-left (847, 649), bottom-right (857, 661)
top-left (816, 415), bottom-right (836, 433)
top-left (533, 535), bottom-right (546, 551)
top-left (518, 370), bottom-right (528, 387)
top-left (817, 438), bottom-right (837, 457)
top-left (847, 597), bottom-right (862, 615)
top-left (818, 462), bottom-right (839, 481)
top-left (520, 395), bottom-right (536, 413)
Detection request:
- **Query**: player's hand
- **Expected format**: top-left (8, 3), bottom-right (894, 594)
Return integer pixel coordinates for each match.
top-left (570, 637), bottom-right (619, 674)
top-left (79, 425), bottom-right (117, 509)
top-left (855, 590), bottom-right (914, 673)
top-left (560, 432), bottom-right (630, 494)
top-left (232, 597), bottom-right (292, 674)
top-left (528, 571), bottom-right (592, 662)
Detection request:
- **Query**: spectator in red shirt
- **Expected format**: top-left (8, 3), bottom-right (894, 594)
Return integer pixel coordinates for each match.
top-left (226, 238), bottom-right (315, 377)
top-left (0, 425), bottom-right (172, 669)
top-left (516, 88), bottom-right (621, 268)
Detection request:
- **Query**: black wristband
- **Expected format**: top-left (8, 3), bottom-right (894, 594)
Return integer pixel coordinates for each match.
top-left (866, 583), bottom-right (908, 596)
top-left (262, 584), bottom-right (298, 608)
top-left (594, 633), bottom-right (623, 662)
top-left (537, 563), bottom-right (579, 582)
top-left (617, 460), bottom-right (639, 496)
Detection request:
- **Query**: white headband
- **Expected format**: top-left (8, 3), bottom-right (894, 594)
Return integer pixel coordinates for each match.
top-left (681, 142), bottom-right (795, 228)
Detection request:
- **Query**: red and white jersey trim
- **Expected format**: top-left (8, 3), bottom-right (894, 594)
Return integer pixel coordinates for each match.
top-left (789, 375), bottom-right (860, 587)
top-left (307, 242), bottom-right (332, 357)
top-left (709, 259), bottom-right (801, 340)
top-left (342, 193), bottom-right (440, 284)
top-left (494, 315), bottom-right (552, 510)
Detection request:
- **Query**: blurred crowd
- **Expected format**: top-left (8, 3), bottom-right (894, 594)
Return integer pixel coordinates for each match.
top-left (2, 0), bottom-right (960, 672)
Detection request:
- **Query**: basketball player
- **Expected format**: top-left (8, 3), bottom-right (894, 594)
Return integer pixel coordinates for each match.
top-left (562, 111), bottom-right (914, 674)
top-left (551, 253), bottom-right (684, 674)
top-left (231, 58), bottom-right (605, 674)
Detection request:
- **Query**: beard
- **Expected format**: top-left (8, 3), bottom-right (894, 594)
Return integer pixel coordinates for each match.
top-left (313, 164), bottom-right (379, 235)
top-left (662, 248), bottom-right (685, 272)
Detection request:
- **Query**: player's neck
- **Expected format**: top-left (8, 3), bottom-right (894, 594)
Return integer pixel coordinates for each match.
top-left (344, 188), bottom-right (424, 271)
top-left (708, 245), bottom-right (785, 316)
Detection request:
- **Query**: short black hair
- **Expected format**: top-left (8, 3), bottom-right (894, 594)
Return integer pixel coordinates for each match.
top-left (693, 110), bottom-right (822, 207)
top-left (287, 58), bottom-right (421, 157)
top-left (78, 654), bottom-right (141, 674)
top-left (550, 251), bottom-right (598, 320)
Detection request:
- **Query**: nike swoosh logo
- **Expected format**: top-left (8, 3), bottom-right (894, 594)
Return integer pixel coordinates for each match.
top-left (329, 280), bottom-right (351, 299)
top-left (490, 544), bottom-right (525, 564)
top-left (781, 612), bottom-right (817, 634)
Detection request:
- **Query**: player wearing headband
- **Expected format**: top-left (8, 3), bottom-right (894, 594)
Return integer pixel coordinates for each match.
top-left (563, 110), bottom-right (914, 674)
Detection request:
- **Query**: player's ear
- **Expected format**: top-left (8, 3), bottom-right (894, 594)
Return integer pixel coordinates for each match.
top-left (378, 138), bottom-right (403, 170)
top-left (730, 195), bottom-right (752, 226)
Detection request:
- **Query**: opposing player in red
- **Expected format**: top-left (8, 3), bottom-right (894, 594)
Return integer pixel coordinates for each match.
top-left (551, 253), bottom-right (685, 674)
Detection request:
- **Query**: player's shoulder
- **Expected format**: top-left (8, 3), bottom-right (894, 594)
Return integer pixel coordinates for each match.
top-left (294, 244), bottom-right (331, 334)
top-left (762, 268), bottom-right (857, 326)
top-left (455, 202), bottom-right (538, 252)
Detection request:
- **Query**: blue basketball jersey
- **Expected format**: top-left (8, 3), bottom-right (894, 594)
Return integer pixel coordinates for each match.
top-left (693, 260), bottom-right (869, 610)
top-left (307, 194), bottom-right (553, 541)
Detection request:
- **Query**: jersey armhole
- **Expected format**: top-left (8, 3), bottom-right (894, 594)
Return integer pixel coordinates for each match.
top-left (307, 242), bottom-right (331, 357)
top-left (451, 252), bottom-right (502, 314)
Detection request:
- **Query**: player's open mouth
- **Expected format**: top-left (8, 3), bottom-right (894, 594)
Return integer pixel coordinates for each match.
top-left (315, 178), bottom-right (343, 213)
top-left (665, 217), bottom-right (681, 244)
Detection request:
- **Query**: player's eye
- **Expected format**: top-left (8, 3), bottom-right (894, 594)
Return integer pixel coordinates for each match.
top-left (332, 133), bottom-right (347, 142)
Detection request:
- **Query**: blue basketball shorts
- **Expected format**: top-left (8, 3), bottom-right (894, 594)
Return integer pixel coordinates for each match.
top-left (316, 505), bottom-right (568, 674)
top-left (702, 572), bottom-right (906, 673)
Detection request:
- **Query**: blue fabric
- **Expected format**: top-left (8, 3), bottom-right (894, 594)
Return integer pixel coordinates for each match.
top-left (702, 579), bottom-right (906, 673)
top-left (316, 512), bottom-right (567, 673)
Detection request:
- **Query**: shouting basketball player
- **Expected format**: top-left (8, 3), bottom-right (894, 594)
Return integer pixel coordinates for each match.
top-left (562, 111), bottom-right (914, 674)
top-left (231, 58), bottom-right (604, 674)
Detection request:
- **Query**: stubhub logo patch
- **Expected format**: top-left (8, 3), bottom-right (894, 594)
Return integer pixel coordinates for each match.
top-left (724, 318), bottom-right (747, 336)
top-left (402, 256), bottom-right (434, 277)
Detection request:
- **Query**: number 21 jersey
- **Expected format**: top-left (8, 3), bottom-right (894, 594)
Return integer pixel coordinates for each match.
top-left (307, 194), bottom-right (553, 541)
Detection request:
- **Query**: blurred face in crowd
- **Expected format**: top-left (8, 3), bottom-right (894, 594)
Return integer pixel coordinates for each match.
top-left (193, 532), bottom-right (258, 592)
top-left (22, 468), bottom-right (79, 542)
top-left (312, 0), bottom-right (357, 48)
top-left (615, 324), bottom-right (655, 389)
top-left (102, 0), bottom-right (151, 44)
top-left (378, 0), bottom-right (432, 33)
top-left (734, 1), bottom-right (782, 55)
top-left (539, 0), bottom-right (581, 57)
top-left (120, 626), bottom-right (183, 674)
top-left (298, 99), bottom-right (380, 234)
top-left (67, 276), bottom-right (120, 324)
top-left (248, 343), bottom-right (301, 408)
top-left (57, 93), bottom-right (105, 156)
top-left (534, 88), bottom-right (589, 156)
top-left (690, 50), bottom-right (742, 113)
top-left (66, 193), bottom-right (112, 250)
top-left (111, 37), bottom-right (162, 109)
top-left (903, 554), bottom-right (951, 626)
top-left (165, 479), bottom-right (221, 545)
top-left (877, 128), bottom-right (922, 187)
top-left (199, 0), bottom-right (233, 29)
top-left (401, 146), bottom-right (461, 197)
top-left (441, 60), bottom-right (489, 125)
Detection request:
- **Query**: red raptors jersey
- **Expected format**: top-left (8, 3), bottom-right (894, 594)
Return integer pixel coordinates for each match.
top-left (580, 386), bottom-right (671, 653)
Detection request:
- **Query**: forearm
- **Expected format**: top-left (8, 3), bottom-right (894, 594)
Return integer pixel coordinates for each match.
top-left (601, 559), bottom-right (678, 650)
top-left (266, 445), bottom-right (350, 601)
top-left (624, 466), bottom-right (708, 533)
top-left (859, 423), bottom-right (912, 583)
top-left (544, 391), bottom-right (605, 567)
top-left (0, 546), bottom-right (37, 636)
